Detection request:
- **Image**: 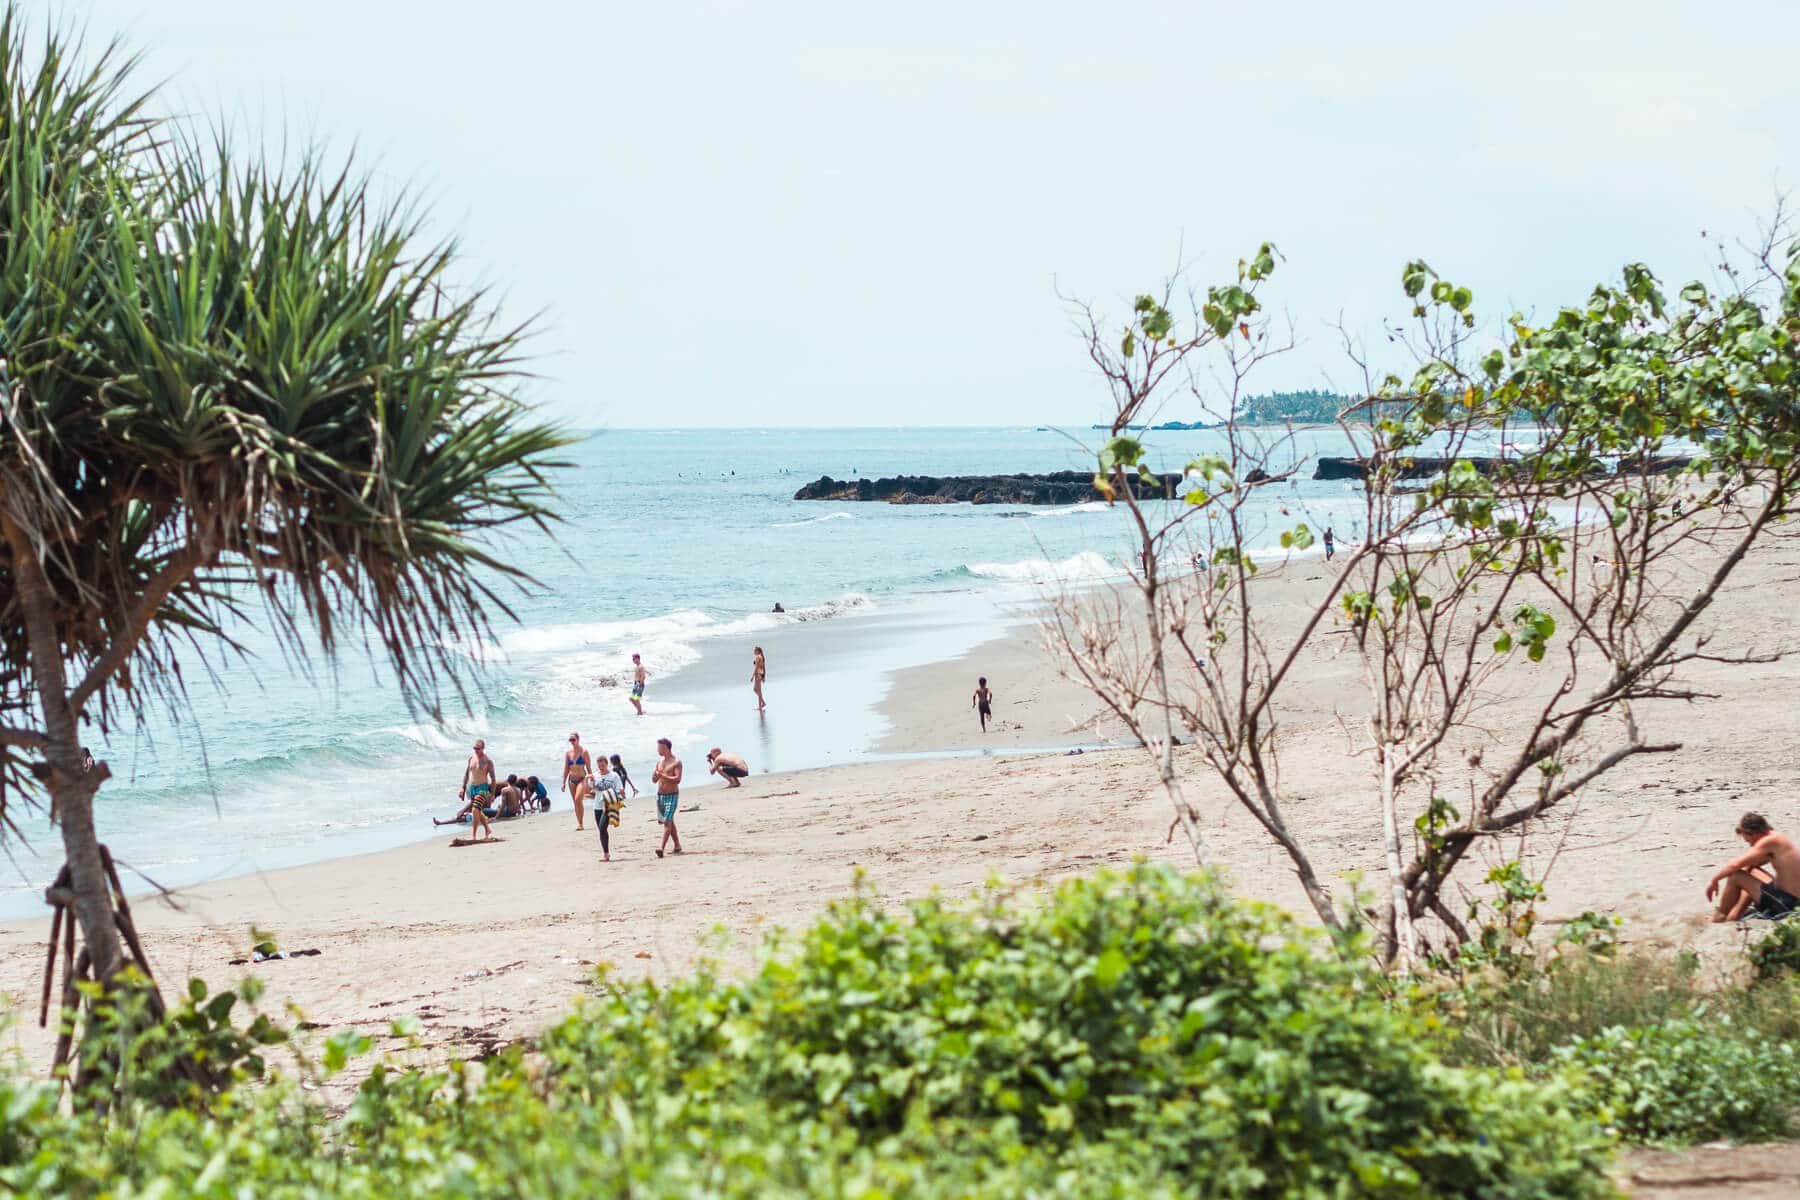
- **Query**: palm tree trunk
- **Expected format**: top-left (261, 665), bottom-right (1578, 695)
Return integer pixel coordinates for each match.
top-left (0, 511), bottom-right (127, 986)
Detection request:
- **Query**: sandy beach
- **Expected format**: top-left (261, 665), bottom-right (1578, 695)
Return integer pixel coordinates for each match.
top-left (3, 523), bottom-right (1799, 1083)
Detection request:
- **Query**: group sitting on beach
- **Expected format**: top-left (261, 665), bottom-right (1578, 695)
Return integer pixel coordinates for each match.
top-left (434, 708), bottom-right (758, 863)
top-left (433, 738), bottom-right (551, 839)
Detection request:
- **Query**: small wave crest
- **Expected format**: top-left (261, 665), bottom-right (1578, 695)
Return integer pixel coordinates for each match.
top-left (771, 512), bottom-right (855, 528)
top-left (963, 551), bottom-right (1122, 584)
top-left (1030, 501), bottom-right (1110, 518)
top-left (484, 593), bottom-right (877, 695)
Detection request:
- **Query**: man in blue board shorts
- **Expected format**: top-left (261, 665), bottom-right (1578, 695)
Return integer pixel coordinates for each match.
top-left (652, 736), bottom-right (683, 859)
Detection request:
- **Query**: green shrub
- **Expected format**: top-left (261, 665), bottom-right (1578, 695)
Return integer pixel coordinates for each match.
top-left (1, 865), bottom-right (1618, 1197)
top-left (1428, 949), bottom-right (1708, 1069)
top-left (1748, 918), bottom-right (1800, 983)
top-left (1554, 1019), bottom-right (1797, 1144)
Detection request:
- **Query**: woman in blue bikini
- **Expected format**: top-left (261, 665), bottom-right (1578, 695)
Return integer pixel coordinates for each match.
top-left (564, 732), bottom-right (595, 831)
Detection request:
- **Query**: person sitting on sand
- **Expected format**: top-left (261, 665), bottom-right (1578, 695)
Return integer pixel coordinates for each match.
top-left (460, 738), bottom-right (497, 808)
top-left (972, 677), bottom-right (994, 733)
top-left (652, 737), bottom-right (684, 859)
top-left (434, 791), bottom-right (495, 837)
top-left (1707, 812), bottom-right (1800, 922)
top-left (493, 775), bottom-right (525, 819)
top-left (526, 774), bottom-right (549, 812)
top-left (706, 748), bottom-right (750, 788)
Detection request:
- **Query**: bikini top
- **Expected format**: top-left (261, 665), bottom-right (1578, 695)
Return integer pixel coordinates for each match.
top-left (568, 752), bottom-right (587, 767)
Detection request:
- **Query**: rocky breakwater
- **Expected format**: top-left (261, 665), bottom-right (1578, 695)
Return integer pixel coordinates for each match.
top-left (793, 471), bottom-right (1187, 505)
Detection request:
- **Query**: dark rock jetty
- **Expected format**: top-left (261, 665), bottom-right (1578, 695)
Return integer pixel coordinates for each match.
top-left (793, 471), bottom-right (1186, 505)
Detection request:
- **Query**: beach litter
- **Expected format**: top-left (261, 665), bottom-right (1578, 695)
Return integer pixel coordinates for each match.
top-left (449, 836), bottom-right (505, 848)
top-left (228, 948), bottom-right (323, 966)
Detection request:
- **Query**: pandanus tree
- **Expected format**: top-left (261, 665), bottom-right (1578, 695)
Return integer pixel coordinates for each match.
top-left (0, 10), bottom-right (568, 1043)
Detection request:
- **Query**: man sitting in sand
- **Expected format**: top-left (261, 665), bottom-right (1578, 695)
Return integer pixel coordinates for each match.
top-left (652, 737), bottom-right (684, 858)
top-left (706, 748), bottom-right (750, 788)
top-left (1707, 812), bottom-right (1800, 922)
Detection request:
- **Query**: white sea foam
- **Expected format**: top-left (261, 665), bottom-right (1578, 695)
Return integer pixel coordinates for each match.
top-left (772, 511), bottom-right (855, 528)
top-left (965, 551), bottom-right (1122, 583)
top-left (1030, 501), bottom-right (1110, 518)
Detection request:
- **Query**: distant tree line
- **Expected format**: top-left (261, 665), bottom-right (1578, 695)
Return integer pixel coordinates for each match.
top-left (1235, 389), bottom-right (1352, 424)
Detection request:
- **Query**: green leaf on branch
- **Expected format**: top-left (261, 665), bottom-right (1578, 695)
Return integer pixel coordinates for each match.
top-left (1280, 524), bottom-right (1314, 551)
top-left (1186, 455), bottom-right (1231, 485)
top-left (1402, 259), bottom-right (1434, 299)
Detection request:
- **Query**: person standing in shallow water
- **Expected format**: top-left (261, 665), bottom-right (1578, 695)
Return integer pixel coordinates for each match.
top-left (629, 653), bottom-right (647, 715)
top-left (972, 676), bottom-right (994, 733)
top-left (752, 646), bottom-right (767, 710)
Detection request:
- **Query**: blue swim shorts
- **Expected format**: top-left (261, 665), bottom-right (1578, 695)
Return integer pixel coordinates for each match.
top-left (657, 792), bottom-right (679, 822)
top-left (469, 783), bottom-right (492, 800)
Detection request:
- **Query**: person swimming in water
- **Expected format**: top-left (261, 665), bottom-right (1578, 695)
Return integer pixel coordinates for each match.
top-left (564, 732), bottom-right (594, 831)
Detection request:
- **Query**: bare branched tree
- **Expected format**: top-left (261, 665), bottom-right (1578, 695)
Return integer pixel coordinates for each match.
top-left (1046, 219), bottom-right (1800, 968)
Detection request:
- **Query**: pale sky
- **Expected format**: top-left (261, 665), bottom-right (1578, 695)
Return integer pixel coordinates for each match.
top-left (66, 1), bottom-right (1800, 428)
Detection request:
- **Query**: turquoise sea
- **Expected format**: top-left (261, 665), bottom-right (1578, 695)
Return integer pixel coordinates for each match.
top-left (0, 425), bottom-right (1376, 913)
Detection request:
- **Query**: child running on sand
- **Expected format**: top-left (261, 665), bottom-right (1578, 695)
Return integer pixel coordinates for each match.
top-left (610, 754), bottom-right (638, 798)
top-left (972, 677), bottom-right (994, 733)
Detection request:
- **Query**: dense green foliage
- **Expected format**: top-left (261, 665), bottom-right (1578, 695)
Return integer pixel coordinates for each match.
top-left (0, 866), bottom-right (1620, 1198)
top-left (1749, 919), bottom-right (1800, 982)
top-left (1553, 1020), bottom-right (1796, 1144)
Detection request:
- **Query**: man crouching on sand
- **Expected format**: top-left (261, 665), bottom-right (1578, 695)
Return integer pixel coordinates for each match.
top-left (707, 748), bottom-right (750, 788)
top-left (1707, 812), bottom-right (1800, 922)
top-left (652, 737), bottom-right (684, 859)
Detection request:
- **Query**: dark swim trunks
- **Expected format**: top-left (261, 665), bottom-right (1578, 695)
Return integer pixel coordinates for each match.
top-left (1754, 883), bottom-right (1800, 920)
top-left (721, 765), bottom-right (748, 780)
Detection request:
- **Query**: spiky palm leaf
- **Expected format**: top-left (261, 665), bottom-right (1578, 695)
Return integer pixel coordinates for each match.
top-left (0, 9), bottom-right (572, 852)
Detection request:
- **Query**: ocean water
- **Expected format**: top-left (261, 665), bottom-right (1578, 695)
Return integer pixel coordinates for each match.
top-left (0, 425), bottom-right (1376, 913)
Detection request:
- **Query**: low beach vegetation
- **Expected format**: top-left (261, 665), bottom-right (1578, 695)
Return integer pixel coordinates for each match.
top-left (6, 864), bottom-right (1798, 1195)
top-left (4, 865), bottom-right (1629, 1198)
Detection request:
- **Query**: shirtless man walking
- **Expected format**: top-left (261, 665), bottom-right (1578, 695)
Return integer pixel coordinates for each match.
top-left (651, 736), bottom-right (684, 858)
top-left (1707, 812), bottom-right (1800, 921)
top-left (460, 739), bottom-right (497, 809)
top-left (630, 654), bottom-right (647, 716)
